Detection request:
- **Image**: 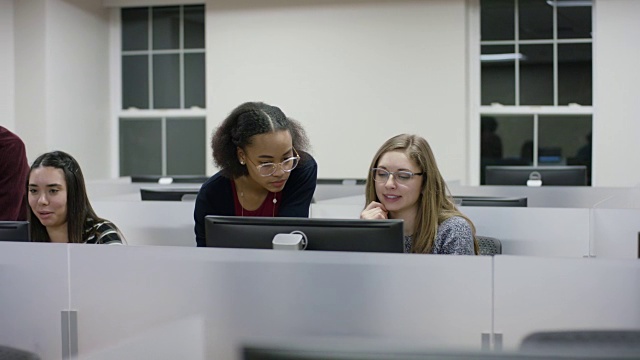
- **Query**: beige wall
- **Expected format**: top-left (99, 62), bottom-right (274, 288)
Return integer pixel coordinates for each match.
top-left (593, 0), bottom-right (640, 187)
top-left (205, 0), bottom-right (469, 181)
top-left (14, 0), bottom-right (111, 177)
top-left (4, 0), bottom-right (640, 186)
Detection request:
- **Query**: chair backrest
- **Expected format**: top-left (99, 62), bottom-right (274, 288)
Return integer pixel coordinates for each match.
top-left (0, 345), bottom-right (41, 360)
top-left (520, 330), bottom-right (640, 357)
top-left (476, 236), bottom-right (502, 255)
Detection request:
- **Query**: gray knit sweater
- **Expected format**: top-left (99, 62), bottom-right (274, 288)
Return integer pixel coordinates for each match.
top-left (403, 216), bottom-right (474, 255)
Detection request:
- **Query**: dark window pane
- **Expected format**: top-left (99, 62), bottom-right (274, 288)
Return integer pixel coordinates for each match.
top-left (481, 45), bottom-right (516, 105)
top-left (153, 6), bottom-right (180, 50)
top-left (520, 44), bottom-right (553, 105)
top-left (119, 118), bottom-right (162, 176)
top-left (166, 118), bottom-right (206, 175)
top-left (184, 53), bottom-right (205, 108)
top-left (481, 0), bottom-right (514, 41)
top-left (480, 115), bottom-right (534, 184)
top-left (558, 6), bottom-right (592, 39)
top-left (519, 0), bottom-right (552, 40)
top-left (558, 43), bottom-right (592, 105)
top-left (538, 115), bottom-right (592, 184)
top-left (184, 5), bottom-right (205, 49)
top-left (153, 54), bottom-right (180, 109)
top-left (122, 7), bottom-right (148, 51)
top-left (122, 55), bottom-right (149, 109)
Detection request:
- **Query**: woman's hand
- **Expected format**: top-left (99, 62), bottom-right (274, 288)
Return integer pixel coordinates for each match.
top-left (360, 201), bottom-right (388, 220)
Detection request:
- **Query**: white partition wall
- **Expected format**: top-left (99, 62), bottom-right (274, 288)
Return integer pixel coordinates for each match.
top-left (67, 245), bottom-right (493, 359)
top-left (0, 243), bottom-right (70, 359)
top-left (462, 207), bottom-right (591, 258)
top-left (493, 256), bottom-right (640, 351)
top-left (3, 244), bottom-right (640, 359)
top-left (591, 188), bottom-right (640, 259)
top-left (591, 209), bottom-right (640, 259)
top-left (91, 201), bottom-right (195, 247)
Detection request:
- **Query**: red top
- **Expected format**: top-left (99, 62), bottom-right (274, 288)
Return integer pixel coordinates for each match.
top-left (0, 127), bottom-right (29, 221)
top-left (231, 181), bottom-right (281, 217)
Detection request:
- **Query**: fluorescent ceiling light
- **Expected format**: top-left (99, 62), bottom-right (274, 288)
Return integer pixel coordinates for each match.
top-left (480, 53), bottom-right (526, 62)
top-left (546, 0), bottom-right (592, 7)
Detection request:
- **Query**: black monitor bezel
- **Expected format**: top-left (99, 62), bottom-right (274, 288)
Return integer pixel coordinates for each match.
top-left (454, 196), bottom-right (528, 207)
top-left (485, 166), bottom-right (588, 186)
top-left (205, 216), bottom-right (404, 253)
top-left (0, 221), bottom-right (30, 242)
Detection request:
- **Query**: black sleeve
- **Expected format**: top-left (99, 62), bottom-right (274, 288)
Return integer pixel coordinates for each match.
top-left (278, 152), bottom-right (318, 217)
top-left (194, 173), bottom-right (234, 247)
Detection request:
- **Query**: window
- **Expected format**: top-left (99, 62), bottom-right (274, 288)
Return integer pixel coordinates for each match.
top-left (478, 0), bottom-right (593, 185)
top-left (118, 5), bottom-right (206, 177)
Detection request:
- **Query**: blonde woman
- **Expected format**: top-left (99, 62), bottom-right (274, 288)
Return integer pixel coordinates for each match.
top-left (361, 134), bottom-right (478, 255)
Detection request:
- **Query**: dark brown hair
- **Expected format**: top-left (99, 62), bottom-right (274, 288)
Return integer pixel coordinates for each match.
top-left (27, 151), bottom-right (105, 243)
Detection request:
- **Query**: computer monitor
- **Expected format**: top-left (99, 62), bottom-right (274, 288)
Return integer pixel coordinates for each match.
top-left (485, 166), bottom-right (588, 186)
top-left (131, 175), bottom-right (209, 183)
top-left (242, 343), bottom-right (634, 360)
top-left (454, 196), bottom-right (528, 207)
top-left (0, 221), bottom-right (30, 242)
top-left (205, 216), bottom-right (404, 253)
top-left (140, 188), bottom-right (199, 201)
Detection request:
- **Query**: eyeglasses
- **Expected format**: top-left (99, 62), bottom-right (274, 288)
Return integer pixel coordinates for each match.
top-left (246, 148), bottom-right (300, 177)
top-left (371, 168), bottom-right (424, 184)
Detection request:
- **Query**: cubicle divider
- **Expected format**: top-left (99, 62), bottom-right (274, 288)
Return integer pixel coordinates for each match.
top-left (1, 243), bottom-right (493, 359)
top-left (69, 246), bottom-right (492, 359)
top-left (87, 180), bottom-right (640, 258)
top-left (2, 243), bottom-right (639, 359)
top-left (461, 207), bottom-right (591, 258)
top-left (590, 187), bottom-right (640, 259)
top-left (446, 184), bottom-right (626, 208)
top-left (91, 201), bottom-right (195, 247)
top-left (0, 242), bottom-right (70, 360)
top-left (493, 255), bottom-right (640, 351)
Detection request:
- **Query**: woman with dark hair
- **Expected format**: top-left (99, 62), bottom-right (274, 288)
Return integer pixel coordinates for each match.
top-left (360, 134), bottom-right (478, 255)
top-left (27, 151), bottom-right (125, 244)
top-left (194, 102), bottom-right (318, 247)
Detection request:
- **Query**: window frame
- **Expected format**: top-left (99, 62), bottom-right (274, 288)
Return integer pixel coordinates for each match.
top-left (468, 0), bottom-right (594, 185)
top-left (109, 5), bottom-right (207, 178)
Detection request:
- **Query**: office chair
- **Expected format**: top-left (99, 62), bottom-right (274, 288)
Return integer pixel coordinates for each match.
top-left (476, 236), bottom-right (502, 255)
top-left (0, 345), bottom-right (40, 360)
top-left (520, 330), bottom-right (640, 357)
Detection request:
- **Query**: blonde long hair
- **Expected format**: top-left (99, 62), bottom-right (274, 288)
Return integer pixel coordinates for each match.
top-left (364, 134), bottom-right (479, 254)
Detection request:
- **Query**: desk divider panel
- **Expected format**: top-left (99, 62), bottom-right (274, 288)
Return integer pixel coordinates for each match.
top-left (0, 243), bottom-right (70, 359)
top-left (591, 208), bottom-right (640, 259)
top-left (493, 255), bottom-right (640, 351)
top-left (461, 207), bottom-right (591, 258)
top-left (91, 200), bottom-right (195, 247)
top-left (67, 245), bottom-right (493, 359)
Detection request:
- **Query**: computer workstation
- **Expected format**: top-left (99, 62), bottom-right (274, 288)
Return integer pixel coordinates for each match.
top-left (205, 216), bottom-right (404, 253)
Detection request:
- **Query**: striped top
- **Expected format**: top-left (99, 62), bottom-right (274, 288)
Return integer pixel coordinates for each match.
top-left (83, 218), bottom-right (124, 245)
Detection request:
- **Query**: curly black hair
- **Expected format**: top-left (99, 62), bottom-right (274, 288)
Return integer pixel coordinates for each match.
top-left (211, 102), bottom-right (310, 178)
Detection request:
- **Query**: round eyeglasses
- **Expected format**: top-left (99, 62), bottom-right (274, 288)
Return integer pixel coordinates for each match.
top-left (371, 168), bottom-right (423, 184)
top-left (246, 148), bottom-right (301, 177)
